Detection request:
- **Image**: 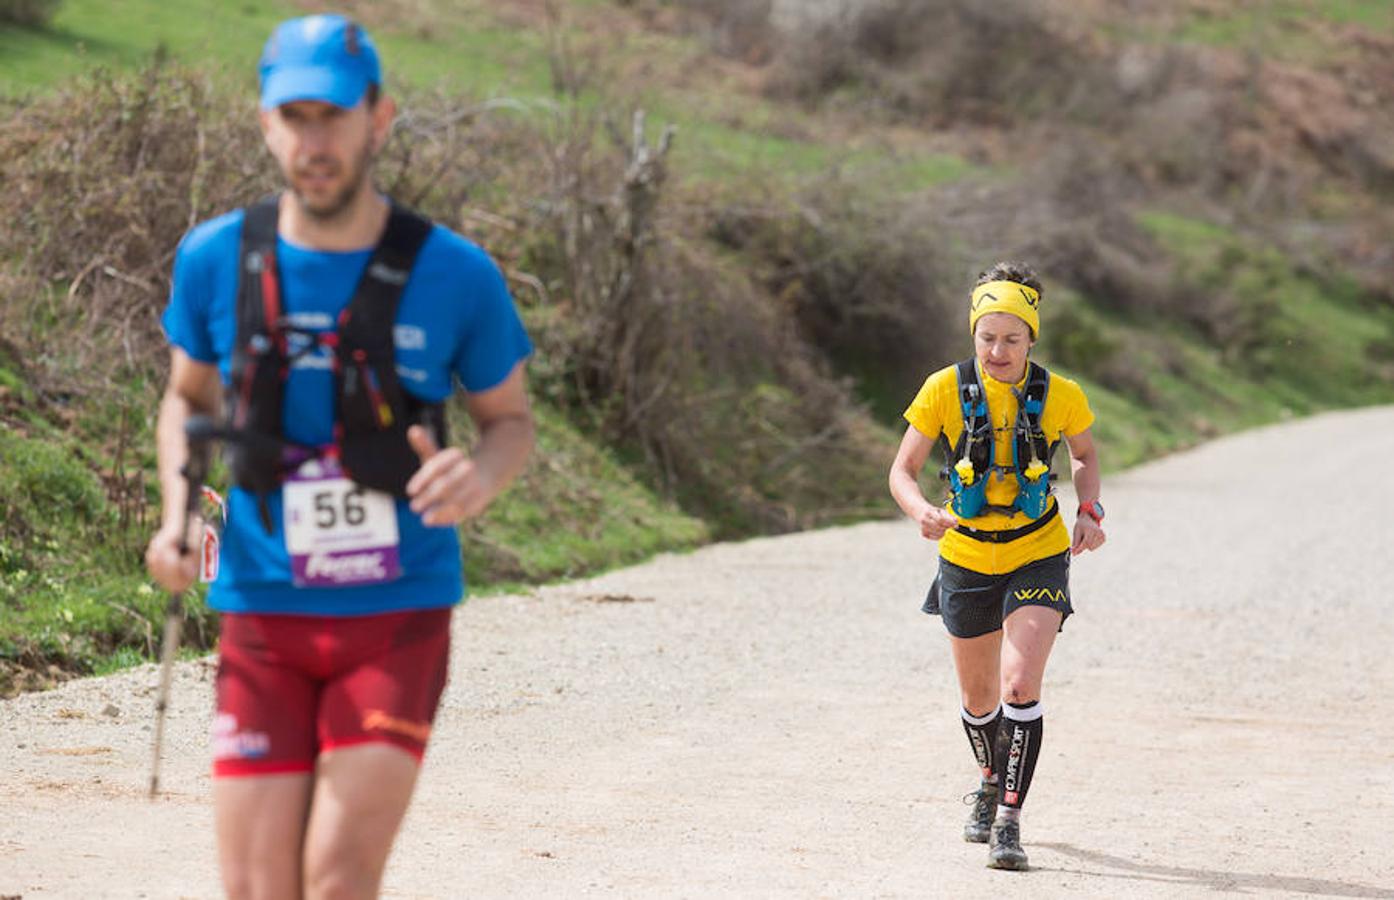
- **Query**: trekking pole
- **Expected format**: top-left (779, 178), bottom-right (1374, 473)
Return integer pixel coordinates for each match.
top-left (148, 417), bottom-right (213, 799)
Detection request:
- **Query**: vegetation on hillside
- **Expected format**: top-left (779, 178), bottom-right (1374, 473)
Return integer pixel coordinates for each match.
top-left (667, 0), bottom-right (1394, 426)
top-left (0, 0), bottom-right (59, 27)
top-left (2, 0), bottom-right (1391, 695)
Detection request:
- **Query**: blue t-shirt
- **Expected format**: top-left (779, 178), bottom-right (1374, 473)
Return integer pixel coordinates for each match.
top-left (162, 207), bottom-right (532, 616)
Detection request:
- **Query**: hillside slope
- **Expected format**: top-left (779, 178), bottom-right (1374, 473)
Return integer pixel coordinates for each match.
top-left (1, 0), bottom-right (1391, 692)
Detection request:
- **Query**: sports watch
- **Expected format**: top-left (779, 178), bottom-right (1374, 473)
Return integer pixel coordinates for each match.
top-left (1078, 499), bottom-right (1105, 524)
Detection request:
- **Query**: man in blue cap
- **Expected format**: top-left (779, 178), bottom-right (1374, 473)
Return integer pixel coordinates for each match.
top-left (146, 13), bottom-right (535, 897)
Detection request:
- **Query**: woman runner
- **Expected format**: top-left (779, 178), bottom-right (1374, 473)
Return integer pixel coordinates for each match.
top-left (888, 261), bottom-right (1106, 870)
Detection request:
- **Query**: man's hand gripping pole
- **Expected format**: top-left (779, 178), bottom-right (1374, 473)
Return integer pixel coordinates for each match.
top-left (148, 416), bottom-right (214, 799)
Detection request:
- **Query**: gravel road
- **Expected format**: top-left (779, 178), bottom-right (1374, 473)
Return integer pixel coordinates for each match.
top-left (3, 406), bottom-right (1393, 899)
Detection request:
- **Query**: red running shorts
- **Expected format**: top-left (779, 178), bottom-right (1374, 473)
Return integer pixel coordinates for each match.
top-left (211, 608), bottom-right (451, 777)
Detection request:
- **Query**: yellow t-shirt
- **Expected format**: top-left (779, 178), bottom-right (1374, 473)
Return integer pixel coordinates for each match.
top-left (903, 360), bottom-right (1095, 575)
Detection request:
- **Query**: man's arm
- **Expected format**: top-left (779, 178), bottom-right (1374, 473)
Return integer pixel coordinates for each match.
top-left (406, 361), bottom-right (535, 527)
top-left (145, 349), bottom-right (222, 591)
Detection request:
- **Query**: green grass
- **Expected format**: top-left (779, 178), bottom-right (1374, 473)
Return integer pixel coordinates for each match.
top-left (0, 0), bottom-right (287, 92)
top-left (0, 392), bottom-right (707, 692)
top-left (1062, 371), bottom-right (1176, 469)
top-left (1031, 209), bottom-right (1394, 474)
top-left (0, 0), bottom-right (563, 97)
top-left (0, 416), bottom-right (215, 692)
top-left (670, 116), bottom-right (974, 186)
top-left (0, 364), bottom-right (31, 398)
top-left (1138, 209), bottom-right (1391, 404)
top-left (0, 0), bottom-right (974, 190)
top-left (1142, 0), bottom-right (1394, 64)
top-left (459, 403), bottom-right (708, 591)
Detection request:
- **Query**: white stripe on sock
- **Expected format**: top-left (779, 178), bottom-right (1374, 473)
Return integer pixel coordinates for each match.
top-left (961, 704), bottom-right (1002, 726)
top-left (1002, 701), bottom-right (1043, 723)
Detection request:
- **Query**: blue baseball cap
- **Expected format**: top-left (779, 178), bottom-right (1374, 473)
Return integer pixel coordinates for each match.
top-left (258, 14), bottom-right (381, 110)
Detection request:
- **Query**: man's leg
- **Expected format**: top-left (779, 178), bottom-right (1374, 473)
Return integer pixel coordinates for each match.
top-left (215, 773), bottom-right (314, 899)
top-left (302, 744), bottom-right (421, 900)
top-left (300, 609), bottom-right (449, 897)
top-left (212, 613), bottom-right (320, 898)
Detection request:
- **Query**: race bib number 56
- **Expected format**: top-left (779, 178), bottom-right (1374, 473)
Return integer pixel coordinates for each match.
top-left (284, 459), bottom-right (402, 588)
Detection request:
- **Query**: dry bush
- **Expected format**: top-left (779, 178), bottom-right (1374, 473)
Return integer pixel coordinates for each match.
top-left (291, 0), bottom-right (444, 40)
top-left (631, 239), bottom-right (890, 531)
top-left (0, 62), bottom-right (891, 535)
top-left (0, 63), bottom-right (272, 396)
top-left (761, 0), bottom-right (1122, 127)
top-left (390, 95), bottom-right (895, 528)
top-left (0, 0), bottom-right (60, 26)
top-left (709, 174), bottom-right (964, 406)
top-left (659, 0), bottom-right (777, 65)
top-left (668, 0), bottom-right (1391, 403)
top-left (1029, 219), bottom-right (1177, 321)
top-left (743, 0), bottom-right (1394, 222)
top-left (493, 103), bottom-right (891, 530)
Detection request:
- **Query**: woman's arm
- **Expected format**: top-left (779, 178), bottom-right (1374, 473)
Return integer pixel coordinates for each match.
top-left (889, 425), bottom-right (959, 541)
top-left (1064, 427), bottom-right (1106, 555)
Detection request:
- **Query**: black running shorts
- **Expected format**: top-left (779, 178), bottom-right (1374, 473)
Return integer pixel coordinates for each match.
top-left (923, 551), bottom-right (1073, 639)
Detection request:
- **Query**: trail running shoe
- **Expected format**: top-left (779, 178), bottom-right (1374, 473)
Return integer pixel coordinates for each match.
top-left (961, 781), bottom-right (999, 843)
top-left (987, 817), bottom-right (1029, 870)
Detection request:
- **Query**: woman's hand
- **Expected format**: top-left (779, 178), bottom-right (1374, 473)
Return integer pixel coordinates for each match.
top-left (891, 425), bottom-right (960, 541)
top-left (1071, 516), bottom-right (1106, 555)
top-left (918, 504), bottom-right (960, 541)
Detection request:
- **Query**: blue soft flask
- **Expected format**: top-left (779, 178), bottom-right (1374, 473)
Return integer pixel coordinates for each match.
top-left (1012, 392), bottom-right (1052, 519)
top-left (948, 384), bottom-right (990, 518)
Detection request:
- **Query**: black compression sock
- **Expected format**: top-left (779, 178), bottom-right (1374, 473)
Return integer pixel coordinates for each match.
top-left (994, 700), bottom-right (1044, 809)
top-left (960, 705), bottom-right (1002, 781)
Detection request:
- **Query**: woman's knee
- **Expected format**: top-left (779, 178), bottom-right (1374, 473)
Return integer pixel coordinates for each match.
top-left (999, 675), bottom-right (1041, 705)
top-left (961, 684), bottom-right (1000, 715)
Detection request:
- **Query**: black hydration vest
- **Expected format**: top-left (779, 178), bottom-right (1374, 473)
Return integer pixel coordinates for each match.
top-left (225, 196), bottom-right (446, 532)
top-left (937, 359), bottom-right (1061, 543)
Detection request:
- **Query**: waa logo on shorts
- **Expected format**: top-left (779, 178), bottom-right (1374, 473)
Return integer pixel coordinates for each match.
top-left (1013, 587), bottom-right (1066, 604)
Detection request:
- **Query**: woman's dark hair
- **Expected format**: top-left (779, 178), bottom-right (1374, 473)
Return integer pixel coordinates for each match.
top-left (974, 261), bottom-right (1043, 298)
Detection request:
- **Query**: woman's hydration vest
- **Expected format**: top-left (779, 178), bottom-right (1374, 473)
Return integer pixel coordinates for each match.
top-left (939, 359), bottom-right (1060, 542)
top-left (225, 196), bottom-right (447, 533)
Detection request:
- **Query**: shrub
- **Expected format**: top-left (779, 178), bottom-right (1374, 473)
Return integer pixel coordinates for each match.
top-left (0, 62), bottom-right (271, 396)
top-left (0, 0), bottom-right (61, 28)
top-left (664, 0), bottom-right (776, 64)
top-left (1041, 303), bottom-right (1119, 383)
top-left (0, 59), bottom-right (893, 539)
top-left (761, 0), bottom-right (1122, 127)
top-left (708, 174), bottom-right (964, 417)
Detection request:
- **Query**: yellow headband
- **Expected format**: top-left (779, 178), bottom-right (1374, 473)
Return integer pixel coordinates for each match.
top-left (969, 280), bottom-right (1040, 338)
